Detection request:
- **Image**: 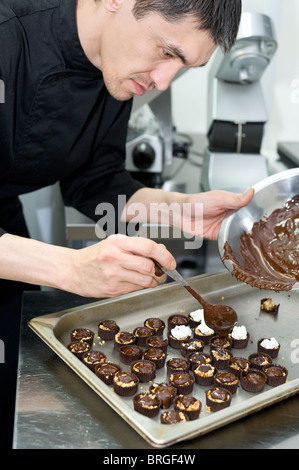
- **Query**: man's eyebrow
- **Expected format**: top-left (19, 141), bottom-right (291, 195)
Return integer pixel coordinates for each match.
top-left (164, 42), bottom-right (209, 68)
top-left (166, 43), bottom-right (189, 65)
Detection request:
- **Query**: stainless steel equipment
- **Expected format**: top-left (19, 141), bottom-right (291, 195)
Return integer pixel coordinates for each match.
top-left (126, 110), bottom-right (165, 188)
top-left (126, 70), bottom-right (187, 188)
top-left (201, 12), bottom-right (278, 192)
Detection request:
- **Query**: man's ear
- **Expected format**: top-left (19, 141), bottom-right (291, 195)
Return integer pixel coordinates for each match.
top-left (102, 0), bottom-right (125, 13)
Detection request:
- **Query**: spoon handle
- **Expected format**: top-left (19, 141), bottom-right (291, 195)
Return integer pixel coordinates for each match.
top-left (153, 261), bottom-right (190, 287)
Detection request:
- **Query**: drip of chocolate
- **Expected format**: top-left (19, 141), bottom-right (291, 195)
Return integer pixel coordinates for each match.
top-left (223, 194), bottom-right (299, 291)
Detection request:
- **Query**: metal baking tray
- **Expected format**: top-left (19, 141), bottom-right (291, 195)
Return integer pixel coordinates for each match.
top-left (28, 271), bottom-right (299, 448)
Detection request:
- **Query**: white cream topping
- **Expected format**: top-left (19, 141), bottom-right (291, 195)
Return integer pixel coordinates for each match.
top-left (189, 308), bottom-right (204, 322)
top-left (260, 337), bottom-right (279, 349)
top-left (171, 325), bottom-right (192, 340)
top-left (196, 322), bottom-right (214, 336)
top-left (232, 325), bottom-right (247, 340)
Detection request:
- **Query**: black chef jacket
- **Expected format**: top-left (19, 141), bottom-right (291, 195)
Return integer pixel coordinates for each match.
top-left (0, 0), bottom-right (144, 448)
top-left (0, 0), bottom-right (144, 238)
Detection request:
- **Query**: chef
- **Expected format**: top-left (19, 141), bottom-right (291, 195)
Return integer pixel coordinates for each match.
top-left (0, 0), bottom-right (253, 448)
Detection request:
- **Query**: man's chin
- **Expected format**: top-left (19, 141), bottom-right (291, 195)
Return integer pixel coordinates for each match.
top-left (104, 82), bottom-right (134, 102)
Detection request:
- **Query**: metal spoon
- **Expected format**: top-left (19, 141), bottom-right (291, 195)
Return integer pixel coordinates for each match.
top-left (154, 261), bottom-right (238, 336)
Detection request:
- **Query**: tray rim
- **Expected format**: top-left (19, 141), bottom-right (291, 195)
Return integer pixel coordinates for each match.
top-left (28, 271), bottom-right (299, 448)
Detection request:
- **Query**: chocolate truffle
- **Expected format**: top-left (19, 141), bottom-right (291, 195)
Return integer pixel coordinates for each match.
top-left (173, 395), bottom-right (201, 420)
top-left (194, 323), bottom-right (215, 345)
top-left (95, 362), bottom-right (121, 385)
top-left (188, 308), bottom-right (204, 328)
top-left (144, 317), bottom-right (165, 336)
top-left (167, 314), bottom-right (189, 331)
top-left (114, 331), bottom-right (136, 351)
top-left (248, 352), bottom-right (272, 371)
top-left (211, 347), bottom-right (233, 370)
top-left (209, 335), bottom-right (232, 351)
top-left (98, 320), bottom-right (120, 340)
top-left (169, 372), bottom-right (195, 395)
top-left (168, 325), bottom-right (193, 349)
top-left (180, 339), bottom-right (204, 358)
top-left (240, 368), bottom-right (267, 393)
top-left (193, 363), bottom-right (217, 386)
top-left (149, 382), bottom-right (177, 409)
top-left (82, 350), bottom-right (106, 371)
top-left (260, 298), bottom-right (280, 315)
top-left (133, 392), bottom-right (161, 418)
top-left (131, 359), bottom-right (156, 382)
top-left (113, 371), bottom-right (139, 396)
top-left (133, 326), bottom-right (154, 346)
top-left (214, 371), bottom-right (239, 394)
top-left (205, 387), bottom-right (232, 412)
top-left (160, 409), bottom-right (189, 424)
top-left (230, 325), bottom-right (250, 349)
top-left (166, 357), bottom-right (190, 375)
top-left (188, 352), bottom-right (212, 369)
top-left (228, 357), bottom-right (250, 378)
top-left (143, 347), bottom-right (166, 369)
top-left (70, 328), bottom-right (94, 346)
top-left (146, 335), bottom-right (168, 353)
top-left (257, 337), bottom-right (280, 359)
top-left (67, 341), bottom-right (91, 360)
top-left (263, 364), bottom-right (288, 387)
top-left (119, 344), bottom-right (143, 365)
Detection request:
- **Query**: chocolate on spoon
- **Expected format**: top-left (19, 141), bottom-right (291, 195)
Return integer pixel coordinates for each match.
top-left (153, 260), bottom-right (237, 337)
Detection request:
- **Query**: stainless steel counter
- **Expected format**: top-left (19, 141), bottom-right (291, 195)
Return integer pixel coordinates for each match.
top-left (13, 290), bottom-right (299, 449)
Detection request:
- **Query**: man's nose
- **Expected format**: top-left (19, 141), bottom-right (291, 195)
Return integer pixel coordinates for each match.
top-left (150, 62), bottom-right (185, 92)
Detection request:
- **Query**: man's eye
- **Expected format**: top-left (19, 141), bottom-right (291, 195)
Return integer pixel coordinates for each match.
top-left (163, 50), bottom-right (174, 59)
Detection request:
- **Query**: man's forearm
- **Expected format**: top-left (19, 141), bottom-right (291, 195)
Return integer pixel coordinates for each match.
top-left (0, 233), bottom-right (74, 290)
top-left (122, 187), bottom-right (186, 225)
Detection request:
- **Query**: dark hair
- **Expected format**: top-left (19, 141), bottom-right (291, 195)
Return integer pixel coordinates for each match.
top-left (133, 0), bottom-right (242, 53)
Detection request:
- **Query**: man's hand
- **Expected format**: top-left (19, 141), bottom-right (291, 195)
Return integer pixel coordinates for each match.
top-left (67, 234), bottom-right (175, 298)
top-left (182, 188), bottom-right (255, 241)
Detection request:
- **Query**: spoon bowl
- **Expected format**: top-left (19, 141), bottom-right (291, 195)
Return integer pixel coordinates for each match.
top-left (153, 260), bottom-right (238, 337)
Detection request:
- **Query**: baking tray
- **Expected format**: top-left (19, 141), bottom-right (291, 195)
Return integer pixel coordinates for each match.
top-left (28, 271), bottom-right (299, 448)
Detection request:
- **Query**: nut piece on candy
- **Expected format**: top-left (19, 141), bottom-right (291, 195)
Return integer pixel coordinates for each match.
top-left (260, 298), bottom-right (280, 315)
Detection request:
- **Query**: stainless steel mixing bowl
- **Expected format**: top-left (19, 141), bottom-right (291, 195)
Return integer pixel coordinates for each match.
top-left (218, 168), bottom-right (299, 287)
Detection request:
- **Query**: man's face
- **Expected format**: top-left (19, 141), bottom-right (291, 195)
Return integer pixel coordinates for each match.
top-left (98, 0), bottom-right (217, 101)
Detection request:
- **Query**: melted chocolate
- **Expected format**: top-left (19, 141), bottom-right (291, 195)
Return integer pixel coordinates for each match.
top-left (144, 348), bottom-right (165, 360)
top-left (266, 366), bottom-right (284, 377)
top-left (116, 372), bottom-right (138, 384)
top-left (150, 383), bottom-right (176, 409)
top-left (230, 357), bottom-right (249, 370)
top-left (135, 393), bottom-right (160, 408)
top-left (115, 332), bottom-right (135, 344)
top-left (133, 360), bottom-right (155, 374)
top-left (209, 388), bottom-right (229, 402)
top-left (96, 363), bottom-right (120, 375)
top-left (215, 372), bottom-right (237, 384)
top-left (160, 410), bottom-right (188, 424)
top-left (170, 372), bottom-right (193, 386)
top-left (244, 370), bottom-right (266, 386)
top-left (223, 194), bottom-right (299, 291)
top-left (99, 320), bottom-right (119, 331)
